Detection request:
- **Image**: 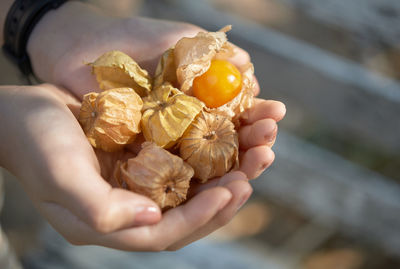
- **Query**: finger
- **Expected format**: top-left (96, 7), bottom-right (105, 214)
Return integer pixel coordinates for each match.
top-left (39, 188), bottom-right (161, 246)
top-left (94, 186), bottom-right (232, 251)
top-left (239, 146), bottom-right (275, 179)
top-left (40, 84), bottom-right (82, 117)
top-left (241, 98), bottom-right (286, 124)
top-left (226, 45), bottom-right (260, 96)
top-left (228, 43), bottom-right (251, 67)
top-left (167, 178), bottom-right (252, 250)
top-left (188, 171), bottom-right (247, 197)
top-left (239, 118), bottom-right (277, 150)
top-left (253, 75), bottom-right (260, 96)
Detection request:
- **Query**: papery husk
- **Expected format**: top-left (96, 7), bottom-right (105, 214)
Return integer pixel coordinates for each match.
top-left (78, 87), bottom-right (143, 152)
top-left (154, 48), bottom-right (178, 89)
top-left (174, 25), bottom-right (231, 95)
top-left (141, 83), bottom-right (204, 148)
top-left (115, 142), bottom-right (194, 209)
top-left (155, 26), bottom-right (255, 120)
top-left (89, 50), bottom-right (152, 97)
top-left (179, 111), bottom-right (239, 183)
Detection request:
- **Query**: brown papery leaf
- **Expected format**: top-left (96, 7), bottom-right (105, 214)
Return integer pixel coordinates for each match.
top-left (90, 50), bottom-right (152, 97)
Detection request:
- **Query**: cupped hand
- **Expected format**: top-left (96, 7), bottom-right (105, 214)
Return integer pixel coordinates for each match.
top-left (0, 83), bottom-right (284, 251)
top-left (21, 1), bottom-right (287, 250)
top-left (27, 1), bottom-right (287, 182)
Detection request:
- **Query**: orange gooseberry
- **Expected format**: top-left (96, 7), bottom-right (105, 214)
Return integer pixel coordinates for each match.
top-left (192, 59), bottom-right (242, 108)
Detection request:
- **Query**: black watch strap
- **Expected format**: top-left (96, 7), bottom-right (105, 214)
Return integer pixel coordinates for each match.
top-left (2, 0), bottom-right (69, 76)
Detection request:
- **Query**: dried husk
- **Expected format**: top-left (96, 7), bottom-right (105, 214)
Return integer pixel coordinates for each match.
top-left (154, 48), bottom-right (178, 89)
top-left (179, 111), bottom-right (239, 183)
top-left (115, 142), bottom-right (194, 209)
top-left (154, 26), bottom-right (255, 120)
top-left (174, 26), bottom-right (231, 95)
top-left (78, 87), bottom-right (143, 152)
top-left (141, 83), bottom-right (204, 148)
top-left (89, 50), bottom-right (152, 97)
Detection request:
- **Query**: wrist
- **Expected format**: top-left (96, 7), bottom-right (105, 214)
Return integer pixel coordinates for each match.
top-left (26, 1), bottom-right (108, 83)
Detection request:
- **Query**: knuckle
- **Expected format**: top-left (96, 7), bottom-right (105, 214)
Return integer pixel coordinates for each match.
top-left (139, 232), bottom-right (168, 252)
top-left (90, 209), bottom-right (113, 234)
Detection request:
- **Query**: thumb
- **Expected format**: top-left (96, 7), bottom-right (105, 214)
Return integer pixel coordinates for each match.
top-left (88, 186), bottom-right (162, 232)
top-left (45, 154), bottom-right (162, 233)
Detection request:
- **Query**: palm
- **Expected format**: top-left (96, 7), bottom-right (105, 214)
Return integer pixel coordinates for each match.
top-left (52, 17), bottom-right (203, 98)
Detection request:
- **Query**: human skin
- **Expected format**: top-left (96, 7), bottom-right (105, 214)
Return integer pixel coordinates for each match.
top-left (0, 1), bottom-right (286, 251)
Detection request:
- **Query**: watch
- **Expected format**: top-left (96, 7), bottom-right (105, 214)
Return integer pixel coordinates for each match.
top-left (2, 0), bottom-right (69, 76)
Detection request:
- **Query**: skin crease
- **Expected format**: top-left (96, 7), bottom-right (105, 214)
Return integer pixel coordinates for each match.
top-left (0, 1), bottom-right (286, 251)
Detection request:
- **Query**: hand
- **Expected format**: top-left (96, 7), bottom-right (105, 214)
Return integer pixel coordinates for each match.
top-left (21, 1), bottom-right (287, 250)
top-left (0, 84), bottom-right (284, 251)
top-left (27, 0), bottom-right (286, 178)
top-left (27, 1), bottom-right (258, 98)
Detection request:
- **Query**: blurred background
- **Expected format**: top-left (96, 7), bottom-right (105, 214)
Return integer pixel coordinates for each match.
top-left (1, 0), bottom-right (400, 268)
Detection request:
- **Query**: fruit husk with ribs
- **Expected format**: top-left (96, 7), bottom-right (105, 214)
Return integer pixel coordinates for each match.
top-left (78, 87), bottom-right (143, 152)
top-left (114, 142), bottom-right (194, 209)
top-left (141, 83), bottom-right (204, 148)
top-left (179, 111), bottom-right (239, 183)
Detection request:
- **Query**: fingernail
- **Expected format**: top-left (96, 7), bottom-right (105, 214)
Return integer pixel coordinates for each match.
top-left (237, 191), bottom-right (252, 211)
top-left (134, 206), bottom-right (160, 226)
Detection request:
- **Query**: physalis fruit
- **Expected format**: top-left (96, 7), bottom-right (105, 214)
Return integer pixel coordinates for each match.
top-left (193, 60), bottom-right (242, 108)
